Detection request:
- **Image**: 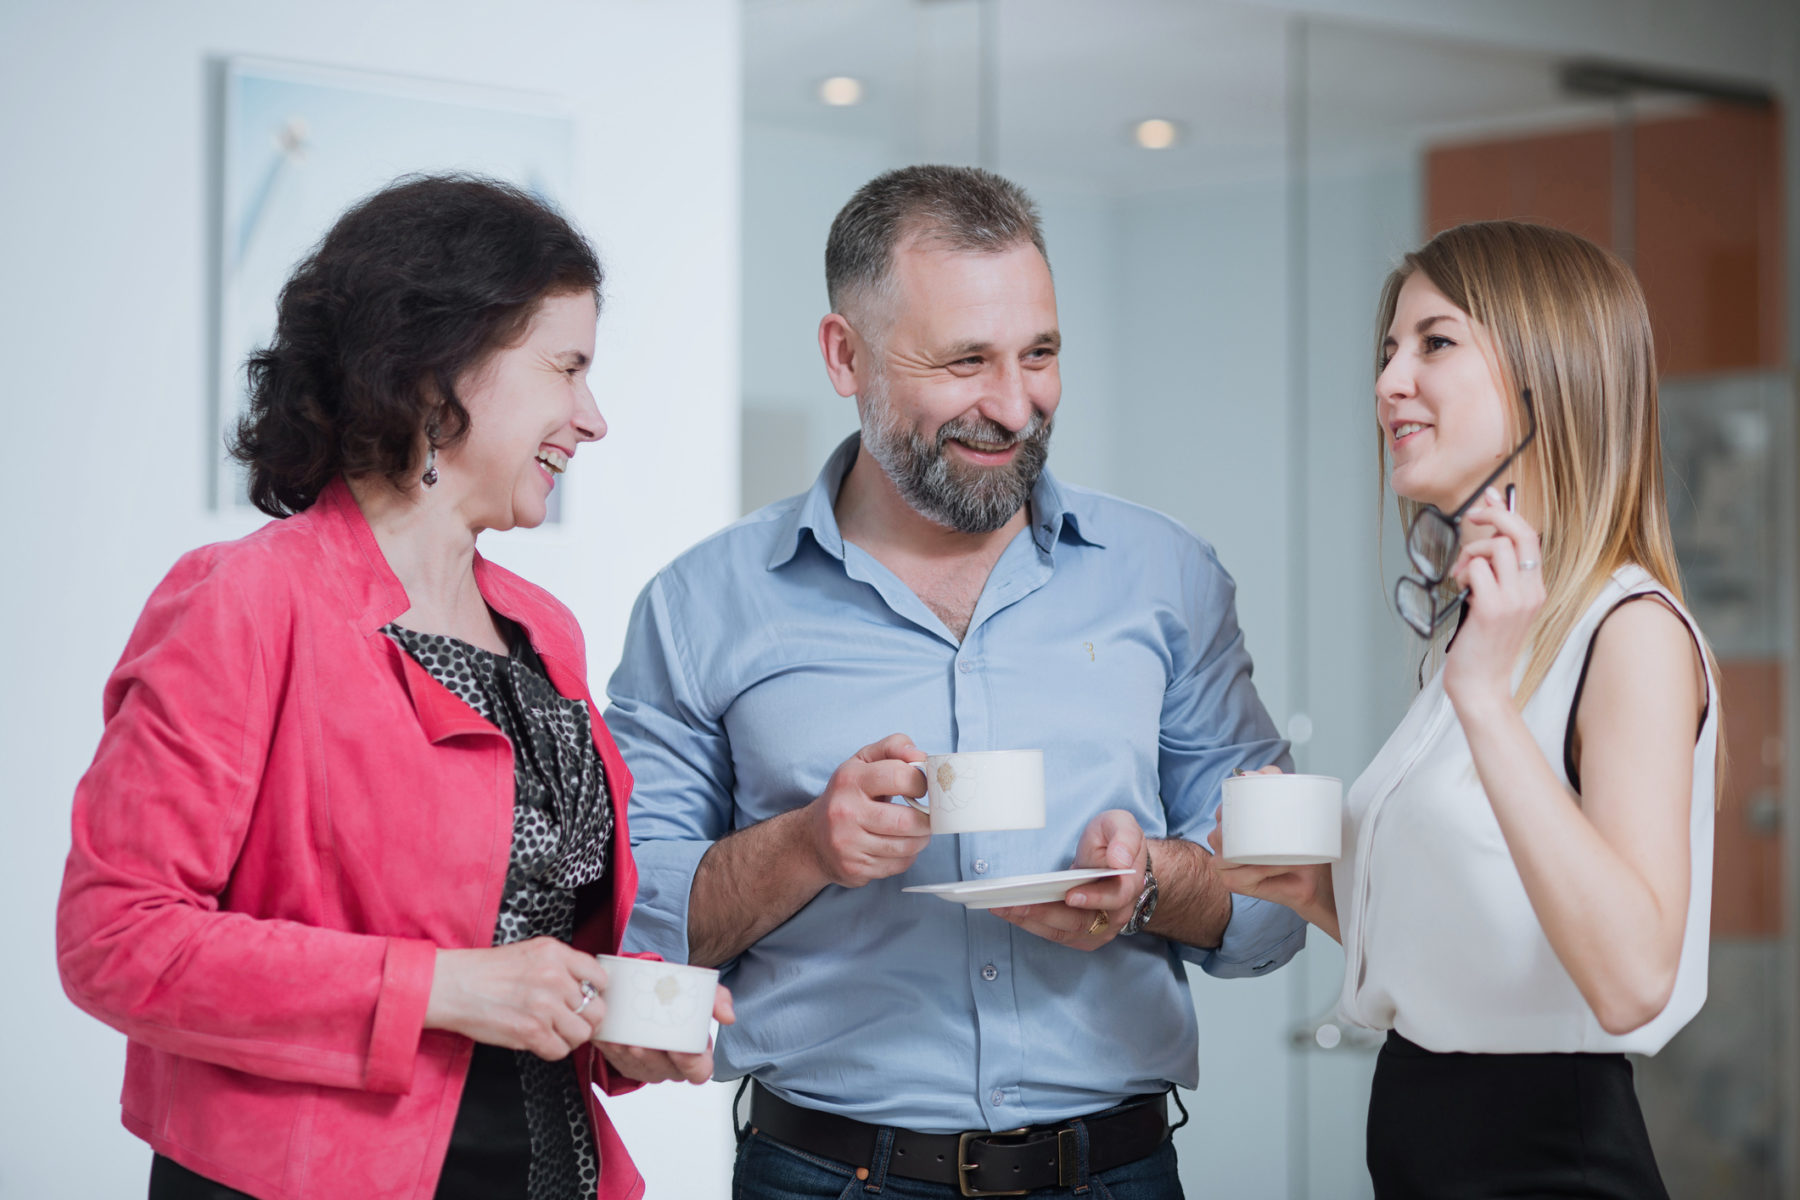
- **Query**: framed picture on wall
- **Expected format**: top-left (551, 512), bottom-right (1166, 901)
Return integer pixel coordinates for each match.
top-left (214, 57), bottom-right (575, 518)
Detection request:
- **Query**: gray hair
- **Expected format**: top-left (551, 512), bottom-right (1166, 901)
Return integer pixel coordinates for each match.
top-left (825, 165), bottom-right (1048, 331)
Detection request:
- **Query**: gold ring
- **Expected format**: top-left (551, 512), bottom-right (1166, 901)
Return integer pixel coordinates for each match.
top-left (1086, 911), bottom-right (1110, 936)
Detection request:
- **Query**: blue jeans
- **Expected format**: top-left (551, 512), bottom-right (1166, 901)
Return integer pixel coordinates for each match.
top-left (732, 1128), bottom-right (1185, 1200)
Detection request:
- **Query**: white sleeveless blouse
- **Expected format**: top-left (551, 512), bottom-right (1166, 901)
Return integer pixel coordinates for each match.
top-left (1335, 565), bottom-right (1717, 1054)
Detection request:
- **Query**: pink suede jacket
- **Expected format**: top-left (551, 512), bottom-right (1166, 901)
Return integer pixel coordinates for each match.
top-left (57, 479), bottom-right (648, 1200)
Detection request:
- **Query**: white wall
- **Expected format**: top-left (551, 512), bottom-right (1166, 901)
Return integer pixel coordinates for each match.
top-left (0, 2), bottom-right (740, 1196)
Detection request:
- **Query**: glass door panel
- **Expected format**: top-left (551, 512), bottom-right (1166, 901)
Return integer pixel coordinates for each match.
top-left (1303, 17), bottom-right (1792, 1197)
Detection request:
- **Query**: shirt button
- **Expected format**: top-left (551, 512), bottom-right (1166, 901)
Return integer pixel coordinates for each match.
top-left (957, 660), bottom-right (974, 674)
top-left (982, 964), bottom-right (998, 981)
top-left (990, 1089), bottom-right (1004, 1107)
top-left (974, 859), bottom-right (989, 875)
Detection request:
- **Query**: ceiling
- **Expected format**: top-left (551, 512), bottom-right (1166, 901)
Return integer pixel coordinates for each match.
top-left (745, 0), bottom-right (1656, 196)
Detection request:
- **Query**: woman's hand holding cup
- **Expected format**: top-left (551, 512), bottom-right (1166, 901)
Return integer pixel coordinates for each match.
top-left (424, 936), bottom-right (613, 1062)
top-left (597, 982), bottom-right (735, 1085)
top-left (1209, 767), bottom-right (1342, 943)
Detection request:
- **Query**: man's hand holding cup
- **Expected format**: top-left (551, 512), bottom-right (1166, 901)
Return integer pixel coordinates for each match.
top-left (804, 733), bottom-right (933, 889)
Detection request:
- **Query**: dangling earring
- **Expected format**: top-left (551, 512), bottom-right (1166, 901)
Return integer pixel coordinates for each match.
top-left (421, 419), bottom-right (441, 488)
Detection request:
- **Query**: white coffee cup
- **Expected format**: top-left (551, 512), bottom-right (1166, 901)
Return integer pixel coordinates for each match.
top-left (1219, 772), bottom-right (1343, 865)
top-left (592, 954), bottom-right (718, 1054)
top-left (898, 749), bottom-right (1046, 835)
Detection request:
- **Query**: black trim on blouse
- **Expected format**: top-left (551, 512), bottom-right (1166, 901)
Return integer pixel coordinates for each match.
top-left (1562, 592), bottom-right (1711, 796)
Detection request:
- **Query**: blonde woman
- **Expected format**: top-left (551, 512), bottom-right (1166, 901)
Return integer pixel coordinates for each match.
top-left (1213, 221), bottom-right (1717, 1198)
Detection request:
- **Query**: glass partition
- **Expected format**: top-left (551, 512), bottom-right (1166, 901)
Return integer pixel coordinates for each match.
top-left (1303, 21), bottom-right (1790, 1192)
top-left (741, 3), bottom-right (1792, 1194)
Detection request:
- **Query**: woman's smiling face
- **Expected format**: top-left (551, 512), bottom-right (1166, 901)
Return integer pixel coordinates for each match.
top-left (1377, 272), bottom-right (1516, 514)
top-left (442, 290), bottom-right (604, 531)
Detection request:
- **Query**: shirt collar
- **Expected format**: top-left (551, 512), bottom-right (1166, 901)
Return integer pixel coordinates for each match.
top-left (767, 433), bottom-right (1103, 571)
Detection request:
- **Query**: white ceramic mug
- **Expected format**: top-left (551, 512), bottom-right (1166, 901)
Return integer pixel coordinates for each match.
top-left (1219, 772), bottom-right (1343, 865)
top-left (898, 749), bottom-right (1046, 835)
top-left (592, 954), bottom-right (718, 1054)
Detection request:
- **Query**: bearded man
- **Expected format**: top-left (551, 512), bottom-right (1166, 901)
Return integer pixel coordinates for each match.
top-left (608, 165), bottom-right (1303, 1200)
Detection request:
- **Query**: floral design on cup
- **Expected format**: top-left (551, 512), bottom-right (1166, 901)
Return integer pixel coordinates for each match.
top-left (594, 953), bottom-right (718, 1053)
top-left (934, 760), bottom-right (978, 812)
top-left (630, 969), bottom-right (703, 1028)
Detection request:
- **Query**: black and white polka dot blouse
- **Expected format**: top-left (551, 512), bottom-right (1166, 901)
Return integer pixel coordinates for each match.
top-left (385, 620), bottom-right (613, 1200)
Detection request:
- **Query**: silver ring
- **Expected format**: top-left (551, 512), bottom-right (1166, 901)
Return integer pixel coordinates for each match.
top-left (1518, 558), bottom-right (1540, 571)
top-left (574, 980), bottom-right (598, 1015)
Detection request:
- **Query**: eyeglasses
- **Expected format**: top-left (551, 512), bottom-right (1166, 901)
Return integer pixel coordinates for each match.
top-left (1393, 388), bottom-right (1537, 639)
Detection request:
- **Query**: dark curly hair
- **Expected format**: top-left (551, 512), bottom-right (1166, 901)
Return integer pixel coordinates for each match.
top-left (230, 173), bottom-right (603, 516)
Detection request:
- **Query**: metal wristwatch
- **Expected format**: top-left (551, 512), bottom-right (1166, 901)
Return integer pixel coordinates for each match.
top-left (1118, 847), bottom-right (1158, 936)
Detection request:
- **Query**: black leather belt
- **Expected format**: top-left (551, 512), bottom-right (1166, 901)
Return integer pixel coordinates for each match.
top-left (748, 1082), bottom-right (1171, 1197)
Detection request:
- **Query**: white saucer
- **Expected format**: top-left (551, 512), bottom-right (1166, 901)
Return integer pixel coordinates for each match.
top-left (902, 868), bottom-right (1133, 910)
top-left (1222, 853), bottom-right (1340, 866)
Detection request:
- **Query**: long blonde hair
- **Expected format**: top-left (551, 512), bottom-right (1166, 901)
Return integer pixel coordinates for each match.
top-left (1375, 221), bottom-right (1718, 718)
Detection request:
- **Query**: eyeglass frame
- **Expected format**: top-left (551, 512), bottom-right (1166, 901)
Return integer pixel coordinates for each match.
top-left (1392, 387), bottom-right (1538, 638)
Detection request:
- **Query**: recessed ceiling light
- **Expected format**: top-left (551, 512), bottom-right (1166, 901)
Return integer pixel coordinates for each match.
top-left (1135, 118), bottom-right (1179, 150)
top-left (819, 76), bottom-right (864, 107)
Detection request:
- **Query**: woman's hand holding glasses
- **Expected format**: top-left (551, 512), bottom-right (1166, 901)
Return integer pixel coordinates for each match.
top-left (1440, 486), bottom-right (1546, 720)
top-left (1394, 389), bottom-right (1539, 638)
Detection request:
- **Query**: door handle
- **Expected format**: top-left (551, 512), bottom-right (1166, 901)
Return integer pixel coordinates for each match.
top-left (1288, 1016), bottom-right (1383, 1051)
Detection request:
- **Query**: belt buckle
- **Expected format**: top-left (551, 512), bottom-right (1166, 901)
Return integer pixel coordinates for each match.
top-left (956, 1128), bottom-right (1031, 1197)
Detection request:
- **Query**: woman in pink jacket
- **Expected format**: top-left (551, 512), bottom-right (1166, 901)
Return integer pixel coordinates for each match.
top-left (56, 174), bottom-right (728, 1200)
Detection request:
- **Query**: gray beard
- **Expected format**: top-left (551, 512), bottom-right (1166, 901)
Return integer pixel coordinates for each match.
top-left (859, 373), bottom-right (1052, 535)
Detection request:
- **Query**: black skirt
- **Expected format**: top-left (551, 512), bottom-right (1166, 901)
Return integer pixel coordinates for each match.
top-left (1367, 1031), bottom-right (1669, 1199)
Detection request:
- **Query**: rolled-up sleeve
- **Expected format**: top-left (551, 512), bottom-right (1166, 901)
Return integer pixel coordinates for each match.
top-left (1158, 540), bottom-right (1306, 978)
top-left (606, 574), bottom-right (736, 966)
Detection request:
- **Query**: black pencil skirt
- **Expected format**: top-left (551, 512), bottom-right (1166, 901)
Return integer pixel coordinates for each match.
top-left (1366, 1031), bottom-right (1670, 1199)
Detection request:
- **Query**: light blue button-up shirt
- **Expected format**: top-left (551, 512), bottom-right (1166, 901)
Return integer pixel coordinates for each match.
top-left (609, 437), bottom-right (1304, 1133)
